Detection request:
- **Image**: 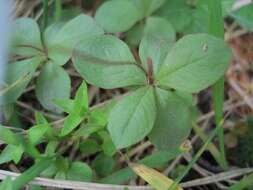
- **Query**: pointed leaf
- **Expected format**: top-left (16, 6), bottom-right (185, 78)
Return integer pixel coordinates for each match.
top-left (35, 62), bottom-right (71, 112)
top-left (73, 82), bottom-right (88, 115)
top-left (95, 0), bottom-right (140, 33)
top-left (73, 35), bottom-right (146, 89)
top-left (0, 125), bottom-right (19, 145)
top-left (27, 124), bottom-right (49, 145)
top-left (108, 87), bottom-right (156, 149)
top-left (60, 113), bottom-right (83, 136)
top-left (45, 14), bottom-right (104, 65)
top-left (157, 34), bottom-right (231, 92)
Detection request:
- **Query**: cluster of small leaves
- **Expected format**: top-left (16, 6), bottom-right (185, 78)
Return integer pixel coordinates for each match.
top-left (0, 82), bottom-right (117, 187)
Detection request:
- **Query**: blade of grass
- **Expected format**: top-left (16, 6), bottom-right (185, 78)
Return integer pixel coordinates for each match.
top-left (207, 0), bottom-right (228, 170)
top-left (42, 0), bottom-right (49, 31)
top-left (54, 0), bottom-right (62, 22)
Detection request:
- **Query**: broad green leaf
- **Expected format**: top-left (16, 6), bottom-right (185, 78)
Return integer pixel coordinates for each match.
top-left (27, 124), bottom-right (49, 145)
top-left (230, 3), bottom-right (253, 31)
top-left (0, 125), bottom-right (19, 145)
top-left (148, 88), bottom-right (192, 150)
top-left (139, 17), bottom-right (175, 74)
top-left (1, 57), bottom-right (42, 105)
top-left (45, 14), bottom-right (103, 65)
top-left (0, 177), bottom-right (13, 190)
top-left (73, 35), bottom-right (146, 89)
top-left (130, 163), bottom-right (183, 190)
top-left (157, 34), bottom-right (231, 93)
top-left (59, 113), bottom-right (83, 136)
top-left (95, 0), bottom-right (140, 33)
top-left (35, 62), bottom-right (71, 112)
top-left (131, 0), bottom-right (166, 18)
top-left (11, 18), bottom-right (43, 56)
top-left (67, 161), bottom-right (93, 182)
top-left (108, 87), bottom-right (156, 149)
top-left (92, 153), bottom-right (116, 177)
top-left (155, 0), bottom-right (193, 32)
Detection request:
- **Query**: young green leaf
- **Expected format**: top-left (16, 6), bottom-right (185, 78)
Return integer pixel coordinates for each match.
top-left (108, 87), bottom-right (156, 149)
top-left (139, 17), bottom-right (175, 74)
top-left (35, 62), bottom-right (71, 112)
top-left (95, 0), bottom-right (140, 33)
top-left (0, 144), bottom-right (23, 164)
top-left (0, 125), bottom-right (19, 145)
top-left (157, 34), bottom-right (231, 93)
top-left (73, 82), bottom-right (88, 115)
top-left (1, 57), bottom-right (42, 105)
top-left (11, 18), bottom-right (43, 56)
top-left (67, 161), bottom-right (93, 182)
top-left (59, 113), bottom-right (83, 137)
top-left (73, 35), bottom-right (146, 89)
top-left (149, 88), bottom-right (192, 150)
top-left (45, 14), bottom-right (104, 65)
top-left (60, 82), bottom-right (89, 136)
top-left (27, 124), bottom-right (49, 145)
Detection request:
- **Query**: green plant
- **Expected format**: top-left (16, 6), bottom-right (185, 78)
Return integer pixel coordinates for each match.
top-left (0, 0), bottom-right (241, 189)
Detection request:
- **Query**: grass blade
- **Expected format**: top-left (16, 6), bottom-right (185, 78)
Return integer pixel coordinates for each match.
top-left (207, 0), bottom-right (228, 170)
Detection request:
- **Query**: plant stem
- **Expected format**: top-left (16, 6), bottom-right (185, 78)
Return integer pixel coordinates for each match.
top-left (207, 0), bottom-right (228, 170)
top-left (54, 0), bottom-right (62, 21)
top-left (43, 0), bottom-right (49, 31)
